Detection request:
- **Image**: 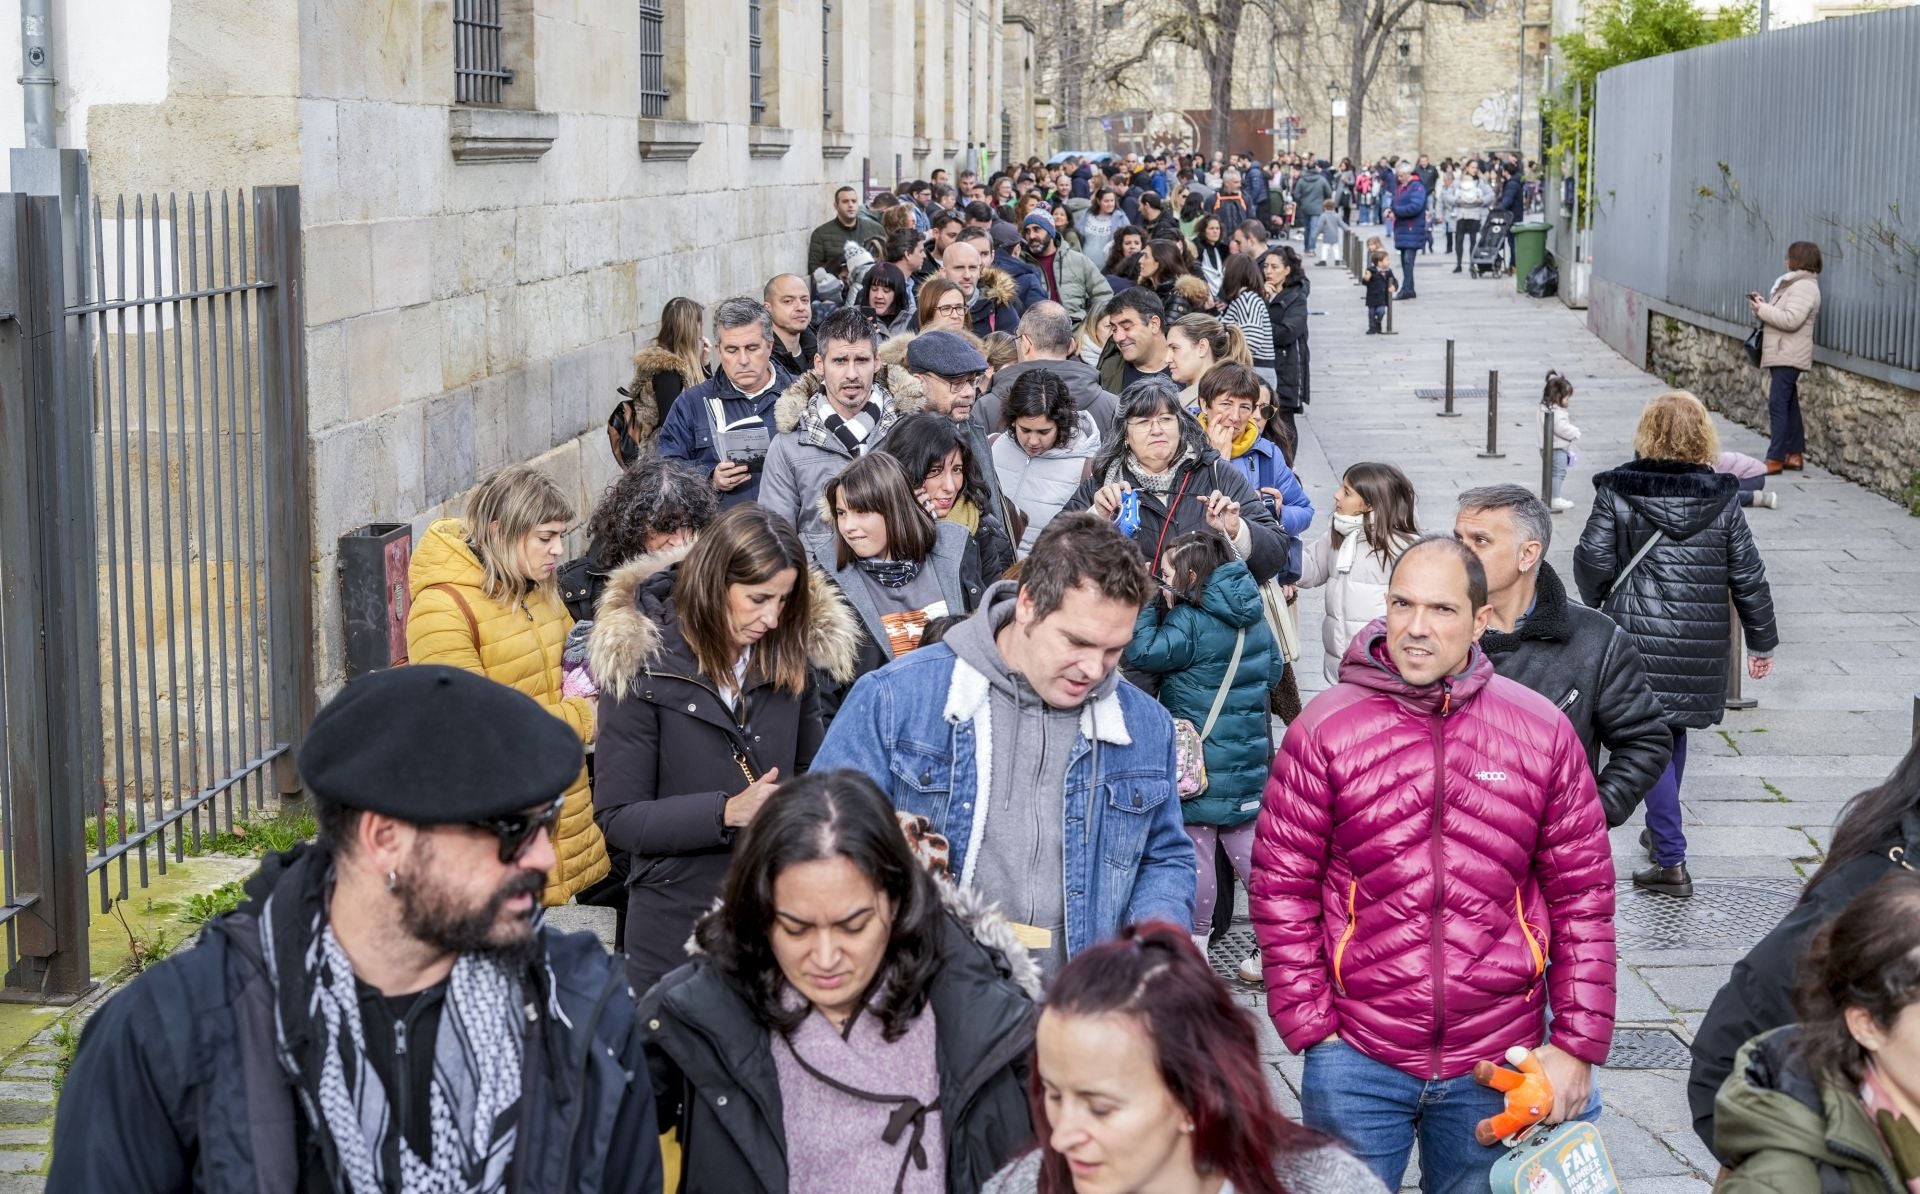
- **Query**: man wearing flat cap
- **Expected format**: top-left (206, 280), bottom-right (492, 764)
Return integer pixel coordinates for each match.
top-left (906, 330), bottom-right (1009, 520)
top-left (51, 666), bottom-right (662, 1194)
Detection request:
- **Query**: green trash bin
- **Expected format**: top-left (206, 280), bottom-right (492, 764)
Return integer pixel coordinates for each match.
top-left (1511, 222), bottom-right (1550, 293)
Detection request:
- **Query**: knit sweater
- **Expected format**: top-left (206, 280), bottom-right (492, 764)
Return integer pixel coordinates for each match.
top-left (981, 1145), bottom-right (1388, 1193)
top-left (775, 1000), bottom-right (945, 1194)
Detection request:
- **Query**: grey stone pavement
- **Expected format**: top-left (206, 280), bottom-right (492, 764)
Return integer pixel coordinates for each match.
top-left (550, 243), bottom-right (1920, 1191)
top-left (1251, 229), bottom-right (1920, 1190)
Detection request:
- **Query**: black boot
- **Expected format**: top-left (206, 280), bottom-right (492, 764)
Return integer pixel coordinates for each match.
top-left (1633, 861), bottom-right (1693, 899)
top-left (1638, 827), bottom-right (1656, 863)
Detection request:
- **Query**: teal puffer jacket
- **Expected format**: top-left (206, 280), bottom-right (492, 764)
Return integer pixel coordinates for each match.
top-left (1125, 560), bottom-right (1284, 826)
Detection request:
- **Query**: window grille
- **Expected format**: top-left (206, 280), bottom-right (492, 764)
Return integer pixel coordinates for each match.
top-left (822, 0), bottom-right (833, 125)
top-left (454, 0), bottom-right (514, 104)
top-left (640, 0), bottom-right (668, 118)
top-left (1102, 3), bottom-right (1124, 31)
top-left (749, 0), bottom-right (765, 125)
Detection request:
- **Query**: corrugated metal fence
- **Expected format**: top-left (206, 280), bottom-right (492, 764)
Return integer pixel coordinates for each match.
top-left (1591, 7), bottom-right (1920, 375)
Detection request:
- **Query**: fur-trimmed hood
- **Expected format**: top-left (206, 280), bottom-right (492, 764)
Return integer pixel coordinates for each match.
top-left (630, 345), bottom-right (690, 384)
top-left (1171, 272), bottom-right (1212, 309)
top-left (772, 362), bottom-right (926, 437)
top-left (585, 540), bottom-right (862, 700)
top-left (683, 873), bottom-right (1045, 1002)
top-left (878, 332), bottom-right (916, 371)
top-left (972, 267), bottom-right (1018, 310)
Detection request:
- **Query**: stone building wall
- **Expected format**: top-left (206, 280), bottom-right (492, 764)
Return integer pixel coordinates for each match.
top-left (8, 0), bottom-right (1006, 700)
top-left (1649, 314), bottom-right (1920, 505)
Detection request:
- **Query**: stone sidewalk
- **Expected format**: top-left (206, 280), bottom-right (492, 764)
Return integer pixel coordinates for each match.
top-left (1257, 229), bottom-right (1920, 1190)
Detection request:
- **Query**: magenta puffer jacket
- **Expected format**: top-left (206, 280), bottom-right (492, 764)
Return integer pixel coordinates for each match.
top-left (1249, 621), bottom-right (1617, 1080)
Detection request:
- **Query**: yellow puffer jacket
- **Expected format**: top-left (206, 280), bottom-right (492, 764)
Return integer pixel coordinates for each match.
top-left (405, 518), bottom-right (609, 905)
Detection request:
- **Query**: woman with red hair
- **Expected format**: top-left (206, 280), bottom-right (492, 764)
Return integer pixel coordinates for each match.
top-left (983, 922), bottom-right (1385, 1194)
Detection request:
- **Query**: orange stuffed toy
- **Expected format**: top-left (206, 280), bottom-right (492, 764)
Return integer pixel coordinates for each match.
top-left (1472, 1046), bottom-right (1555, 1146)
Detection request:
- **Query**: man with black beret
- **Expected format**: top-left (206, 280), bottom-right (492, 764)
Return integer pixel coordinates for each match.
top-left (51, 665), bottom-right (663, 1194)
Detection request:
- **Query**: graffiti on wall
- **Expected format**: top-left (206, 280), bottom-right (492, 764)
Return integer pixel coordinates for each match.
top-left (1471, 90), bottom-right (1519, 136)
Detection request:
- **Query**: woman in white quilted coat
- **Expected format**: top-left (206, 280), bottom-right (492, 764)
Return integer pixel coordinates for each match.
top-left (1296, 462), bottom-right (1420, 686)
top-left (990, 369), bottom-right (1102, 556)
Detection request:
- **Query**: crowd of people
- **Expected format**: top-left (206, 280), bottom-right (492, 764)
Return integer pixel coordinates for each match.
top-left (52, 150), bottom-right (1916, 1194)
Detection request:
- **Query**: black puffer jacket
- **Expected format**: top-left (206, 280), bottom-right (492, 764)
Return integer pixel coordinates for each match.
top-left (587, 545), bottom-right (862, 992)
top-left (1689, 811), bottom-right (1920, 1162)
top-left (1267, 284), bottom-right (1309, 411)
top-left (638, 885), bottom-right (1042, 1194)
top-left (1063, 448), bottom-right (1296, 585)
top-left (1573, 459), bottom-right (1778, 728)
top-left (1479, 562), bottom-right (1674, 826)
top-left (49, 846), bottom-right (661, 1194)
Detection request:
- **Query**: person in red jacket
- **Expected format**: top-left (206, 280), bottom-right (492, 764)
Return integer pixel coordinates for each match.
top-left (1248, 536), bottom-right (1617, 1192)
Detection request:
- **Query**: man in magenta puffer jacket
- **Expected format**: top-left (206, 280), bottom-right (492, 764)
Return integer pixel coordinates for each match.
top-left (1249, 538), bottom-right (1616, 1192)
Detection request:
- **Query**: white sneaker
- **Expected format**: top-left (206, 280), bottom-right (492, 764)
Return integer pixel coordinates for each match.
top-left (1550, 498), bottom-right (1574, 512)
top-left (1191, 933), bottom-right (1213, 956)
top-left (1237, 954), bottom-right (1263, 986)
top-left (1753, 491), bottom-right (1779, 508)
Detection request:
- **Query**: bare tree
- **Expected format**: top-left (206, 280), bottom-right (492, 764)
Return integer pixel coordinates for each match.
top-left (1338, 0), bottom-right (1469, 163)
top-left (1095, 0), bottom-right (1253, 155)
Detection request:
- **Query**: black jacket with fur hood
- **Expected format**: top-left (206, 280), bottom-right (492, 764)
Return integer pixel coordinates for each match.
top-left (638, 882), bottom-right (1043, 1194)
top-left (1573, 458), bottom-right (1778, 728)
top-left (967, 268), bottom-right (1023, 338)
top-left (587, 544), bottom-right (861, 991)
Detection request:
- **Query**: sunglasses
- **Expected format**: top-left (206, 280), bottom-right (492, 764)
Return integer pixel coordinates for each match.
top-left (469, 796), bottom-right (566, 864)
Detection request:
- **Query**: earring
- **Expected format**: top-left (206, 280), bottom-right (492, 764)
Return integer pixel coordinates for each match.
top-left (385, 870), bottom-right (398, 892)
top-left (1180, 1122), bottom-right (1195, 1134)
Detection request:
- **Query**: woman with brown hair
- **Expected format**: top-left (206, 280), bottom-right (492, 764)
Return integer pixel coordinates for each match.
top-left (807, 452), bottom-right (971, 705)
top-left (917, 276), bottom-right (971, 334)
top-left (1575, 391), bottom-right (1779, 900)
top-left (406, 464), bottom-right (610, 905)
top-left (587, 503), bottom-right (860, 990)
top-left (1715, 871), bottom-right (1920, 1192)
top-left (1749, 240), bottom-right (1823, 474)
top-left (612, 296), bottom-right (708, 465)
top-left (1294, 461), bottom-right (1419, 687)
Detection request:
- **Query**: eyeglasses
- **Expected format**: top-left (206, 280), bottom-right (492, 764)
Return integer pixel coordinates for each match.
top-left (933, 303), bottom-right (968, 317)
top-left (938, 372), bottom-right (985, 390)
top-left (469, 795), bottom-right (566, 864)
top-left (1127, 414), bottom-right (1180, 432)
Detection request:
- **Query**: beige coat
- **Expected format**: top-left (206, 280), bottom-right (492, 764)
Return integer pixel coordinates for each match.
top-left (1756, 271), bottom-right (1821, 371)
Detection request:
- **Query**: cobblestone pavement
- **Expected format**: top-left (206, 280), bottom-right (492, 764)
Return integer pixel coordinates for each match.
top-left (1268, 230), bottom-right (1920, 1190)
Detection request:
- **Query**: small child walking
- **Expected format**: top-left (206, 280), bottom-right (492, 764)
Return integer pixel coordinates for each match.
top-left (1541, 370), bottom-right (1580, 512)
top-left (1315, 198), bottom-right (1348, 267)
top-left (1363, 248), bottom-right (1396, 334)
top-left (1124, 529), bottom-right (1282, 969)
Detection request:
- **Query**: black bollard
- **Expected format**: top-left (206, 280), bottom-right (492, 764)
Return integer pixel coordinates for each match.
top-left (1541, 408), bottom-right (1556, 502)
top-left (1913, 692), bottom-right (1919, 745)
top-left (1478, 371), bottom-right (1505, 458)
top-left (1725, 601), bottom-right (1758, 711)
top-left (1438, 341), bottom-right (1462, 418)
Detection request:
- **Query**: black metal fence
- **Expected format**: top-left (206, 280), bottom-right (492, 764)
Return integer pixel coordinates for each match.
top-left (0, 178), bottom-right (312, 998)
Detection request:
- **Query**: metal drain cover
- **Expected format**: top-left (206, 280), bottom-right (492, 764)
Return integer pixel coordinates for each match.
top-left (1414, 387), bottom-right (1488, 401)
top-left (1207, 927), bottom-right (1261, 982)
top-left (1609, 1027), bottom-right (1694, 1069)
top-left (1615, 878), bottom-right (1802, 951)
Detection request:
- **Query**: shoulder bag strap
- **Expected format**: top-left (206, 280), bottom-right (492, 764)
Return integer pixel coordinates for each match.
top-left (423, 582), bottom-right (480, 643)
top-left (1200, 630), bottom-right (1246, 741)
top-left (1603, 528), bottom-right (1665, 604)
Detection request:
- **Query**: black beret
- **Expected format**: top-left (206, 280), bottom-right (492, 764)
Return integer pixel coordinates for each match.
top-left (298, 665), bottom-right (581, 822)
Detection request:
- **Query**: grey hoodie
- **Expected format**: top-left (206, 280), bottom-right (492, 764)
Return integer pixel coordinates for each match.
top-left (943, 582), bottom-right (1115, 978)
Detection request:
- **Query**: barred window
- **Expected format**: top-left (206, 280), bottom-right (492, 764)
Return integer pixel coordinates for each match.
top-left (640, 0), bottom-right (668, 118)
top-left (454, 0), bottom-right (514, 104)
top-left (749, 0), bottom-right (765, 126)
top-left (822, 0), bottom-right (833, 125)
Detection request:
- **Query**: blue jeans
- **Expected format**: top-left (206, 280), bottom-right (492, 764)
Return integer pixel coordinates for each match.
top-left (1301, 1040), bottom-right (1603, 1193)
top-left (1642, 727), bottom-right (1690, 865)
top-left (1767, 366), bottom-right (1804, 461)
top-left (1399, 247), bottom-right (1418, 296)
top-left (1551, 448), bottom-right (1570, 501)
top-left (1736, 473), bottom-right (1766, 506)
top-left (1302, 213), bottom-right (1321, 253)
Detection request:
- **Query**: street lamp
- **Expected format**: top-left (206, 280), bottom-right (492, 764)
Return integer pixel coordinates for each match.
top-left (1326, 80), bottom-right (1340, 164)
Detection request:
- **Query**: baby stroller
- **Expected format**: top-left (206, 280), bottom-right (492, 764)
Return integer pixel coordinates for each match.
top-left (1471, 209), bottom-right (1515, 278)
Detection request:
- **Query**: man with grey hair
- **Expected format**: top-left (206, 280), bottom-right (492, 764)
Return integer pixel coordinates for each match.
top-left (973, 301), bottom-right (1118, 439)
top-left (1454, 484), bottom-right (1672, 829)
top-left (657, 296), bottom-right (791, 508)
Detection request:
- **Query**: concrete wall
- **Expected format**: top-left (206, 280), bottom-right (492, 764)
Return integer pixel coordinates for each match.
top-left (6, 0), bottom-right (1006, 702)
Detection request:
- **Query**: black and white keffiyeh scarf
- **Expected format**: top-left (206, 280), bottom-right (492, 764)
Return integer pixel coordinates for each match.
top-left (259, 847), bottom-right (530, 1194)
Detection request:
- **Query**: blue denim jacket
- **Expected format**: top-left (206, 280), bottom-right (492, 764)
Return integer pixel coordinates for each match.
top-left (813, 643), bottom-right (1196, 957)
